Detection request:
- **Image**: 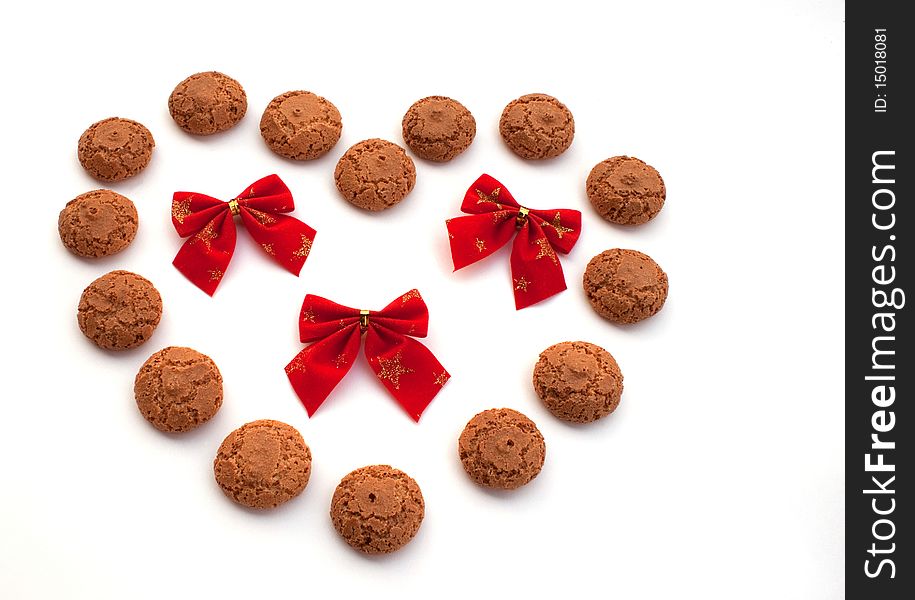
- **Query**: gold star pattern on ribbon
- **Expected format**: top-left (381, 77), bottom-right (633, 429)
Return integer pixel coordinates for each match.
top-left (172, 198), bottom-right (192, 225)
top-left (247, 208), bottom-right (277, 226)
top-left (433, 371), bottom-right (450, 387)
top-left (333, 353), bottom-right (348, 368)
top-left (475, 187), bottom-right (503, 209)
top-left (534, 237), bottom-right (558, 264)
top-left (193, 221), bottom-right (219, 250)
top-left (475, 238), bottom-right (487, 253)
top-left (261, 243), bottom-right (275, 256)
top-left (208, 269), bottom-right (223, 281)
top-left (514, 276), bottom-right (530, 292)
top-left (293, 235), bottom-right (313, 259)
top-left (542, 212), bottom-right (574, 239)
top-left (401, 290), bottom-right (421, 304)
top-left (302, 307), bottom-right (316, 323)
top-left (287, 356), bottom-right (306, 373)
top-left (492, 211), bottom-right (513, 225)
top-left (376, 351), bottom-right (414, 390)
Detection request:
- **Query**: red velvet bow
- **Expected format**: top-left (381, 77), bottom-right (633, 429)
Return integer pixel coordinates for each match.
top-left (446, 174), bottom-right (582, 309)
top-left (285, 290), bottom-right (449, 421)
top-left (171, 174), bottom-right (317, 295)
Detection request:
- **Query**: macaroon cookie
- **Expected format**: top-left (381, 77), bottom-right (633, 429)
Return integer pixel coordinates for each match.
top-left (58, 189), bottom-right (138, 258)
top-left (586, 156), bottom-right (666, 225)
top-left (260, 90), bottom-right (342, 160)
top-left (402, 96), bottom-right (476, 162)
top-left (214, 420), bottom-right (312, 510)
top-left (134, 346), bottom-right (223, 433)
top-left (533, 341), bottom-right (623, 423)
top-left (330, 465), bottom-right (425, 554)
top-left (458, 408), bottom-right (546, 490)
top-left (583, 249), bottom-right (668, 324)
top-left (334, 138), bottom-right (416, 211)
top-left (77, 270), bottom-right (162, 350)
top-left (168, 71), bottom-right (247, 135)
top-left (77, 117), bottom-right (154, 181)
top-left (499, 94), bottom-right (574, 160)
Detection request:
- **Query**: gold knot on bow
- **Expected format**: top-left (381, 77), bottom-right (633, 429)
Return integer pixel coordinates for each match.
top-left (228, 199), bottom-right (241, 216)
top-left (515, 206), bottom-right (531, 230)
top-left (359, 309), bottom-right (370, 331)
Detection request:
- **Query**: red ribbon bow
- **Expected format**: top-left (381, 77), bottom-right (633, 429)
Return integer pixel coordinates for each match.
top-left (171, 174), bottom-right (317, 295)
top-left (446, 174), bottom-right (582, 309)
top-left (285, 290), bottom-right (450, 421)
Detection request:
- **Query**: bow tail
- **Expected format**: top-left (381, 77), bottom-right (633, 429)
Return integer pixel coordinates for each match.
top-left (365, 325), bottom-right (450, 422)
top-left (240, 211), bottom-right (316, 276)
top-left (510, 225), bottom-right (568, 310)
top-left (446, 212), bottom-right (516, 270)
top-left (285, 326), bottom-right (362, 416)
top-left (172, 210), bottom-right (237, 296)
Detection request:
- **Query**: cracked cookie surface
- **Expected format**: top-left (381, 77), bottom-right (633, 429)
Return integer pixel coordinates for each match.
top-left (499, 93), bottom-right (574, 160)
top-left (134, 346), bottom-right (223, 433)
top-left (402, 96), bottom-right (475, 162)
top-left (583, 249), bottom-right (668, 324)
top-left (168, 71), bottom-right (247, 135)
top-left (587, 156), bottom-right (666, 225)
top-left (533, 341), bottom-right (623, 423)
top-left (333, 138), bottom-right (416, 211)
top-left (58, 189), bottom-right (137, 258)
top-left (214, 420), bottom-right (312, 510)
top-left (330, 465), bottom-right (424, 554)
top-left (260, 90), bottom-right (342, 160)
top-left (77, 117), bottom-right (154, 181)
top-left (77, 270), bottom-right (162, 350)
top-left (459, 408), bottom-right (545, 490)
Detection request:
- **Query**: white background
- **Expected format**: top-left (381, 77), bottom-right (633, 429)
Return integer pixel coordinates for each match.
top-left (0, 1), bottom-right (844, 598)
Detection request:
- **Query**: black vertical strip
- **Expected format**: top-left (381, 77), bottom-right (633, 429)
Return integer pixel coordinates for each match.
top-left (846, 3), bottom-right (910, 597)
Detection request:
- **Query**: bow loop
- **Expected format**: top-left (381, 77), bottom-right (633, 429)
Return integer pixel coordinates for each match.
top-left (370, 289), bottom-right (430, 337)
top-left (459, 173), bottom-right (521, 214)
top-left (446, 174), bottom-right (581, 309)
top-left (285, 291), bottom-right (448, 421)
top-left (171, 174), bottom-right (316, 296)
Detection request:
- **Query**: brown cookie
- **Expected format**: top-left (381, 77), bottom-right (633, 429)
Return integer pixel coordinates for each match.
top-left (134, 347), bottom-right (223, 433)
top-left (533, 341), bottom-right (623, 423)
top-left (587, 156), bottom-right (666, 225)
top-left (214, 420), bottom-right (312, 510)
top-left (334, 139), bottom-right (416, 211)
top-left (58, 189), bottom-right (138, 258)
top-left (77, 117), bottom-right (154, 181)
top-left (330, 465), bottom-right (424, 554)
top-left (77, 270), bottom-right (162, 350)
top-left (583, 249), bottom-right (669, 324)
top-left (499, 93), bottom-right (574, 160)
top-left (402, 96), bottom-right (476, 162)
top-left (458, 408), bottom-right (546, 490)
top-left (259, 91), bottom-right (342, 160)
top-left (168, 71), bottom-right (247, 135)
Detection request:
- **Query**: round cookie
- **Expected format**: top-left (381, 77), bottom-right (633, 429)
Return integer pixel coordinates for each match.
top-left (583, 249), bottom-right (669, 324)
top-left (58, 189), bottom-right (138, 258)
top-left (134, 347), bottom-right (223, 433)
top-left (168, 71), bottom-right (247, 135)
top-left (259, 90), bottom-right (342, 160)
top-left (330, 465), bottom-right (424, 554)
top-left (587, 156), bottom-right (666, 225)
top-left (402, 96), bottom-right (476, 162)
top-left (499, 93), bottom-right (574, 160)
top-left (533, 341), bottom-right (623, 423)
top-left (77, 117), bottom-right (155, 181)
top-left (334, 139), bottom-right (416, 211)
top-left (77, 270), bottom-right (162, 351)
top-left (458, 408), bottom-right (546, 490)
top-left (214, 420), bottom-right (312, 510)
